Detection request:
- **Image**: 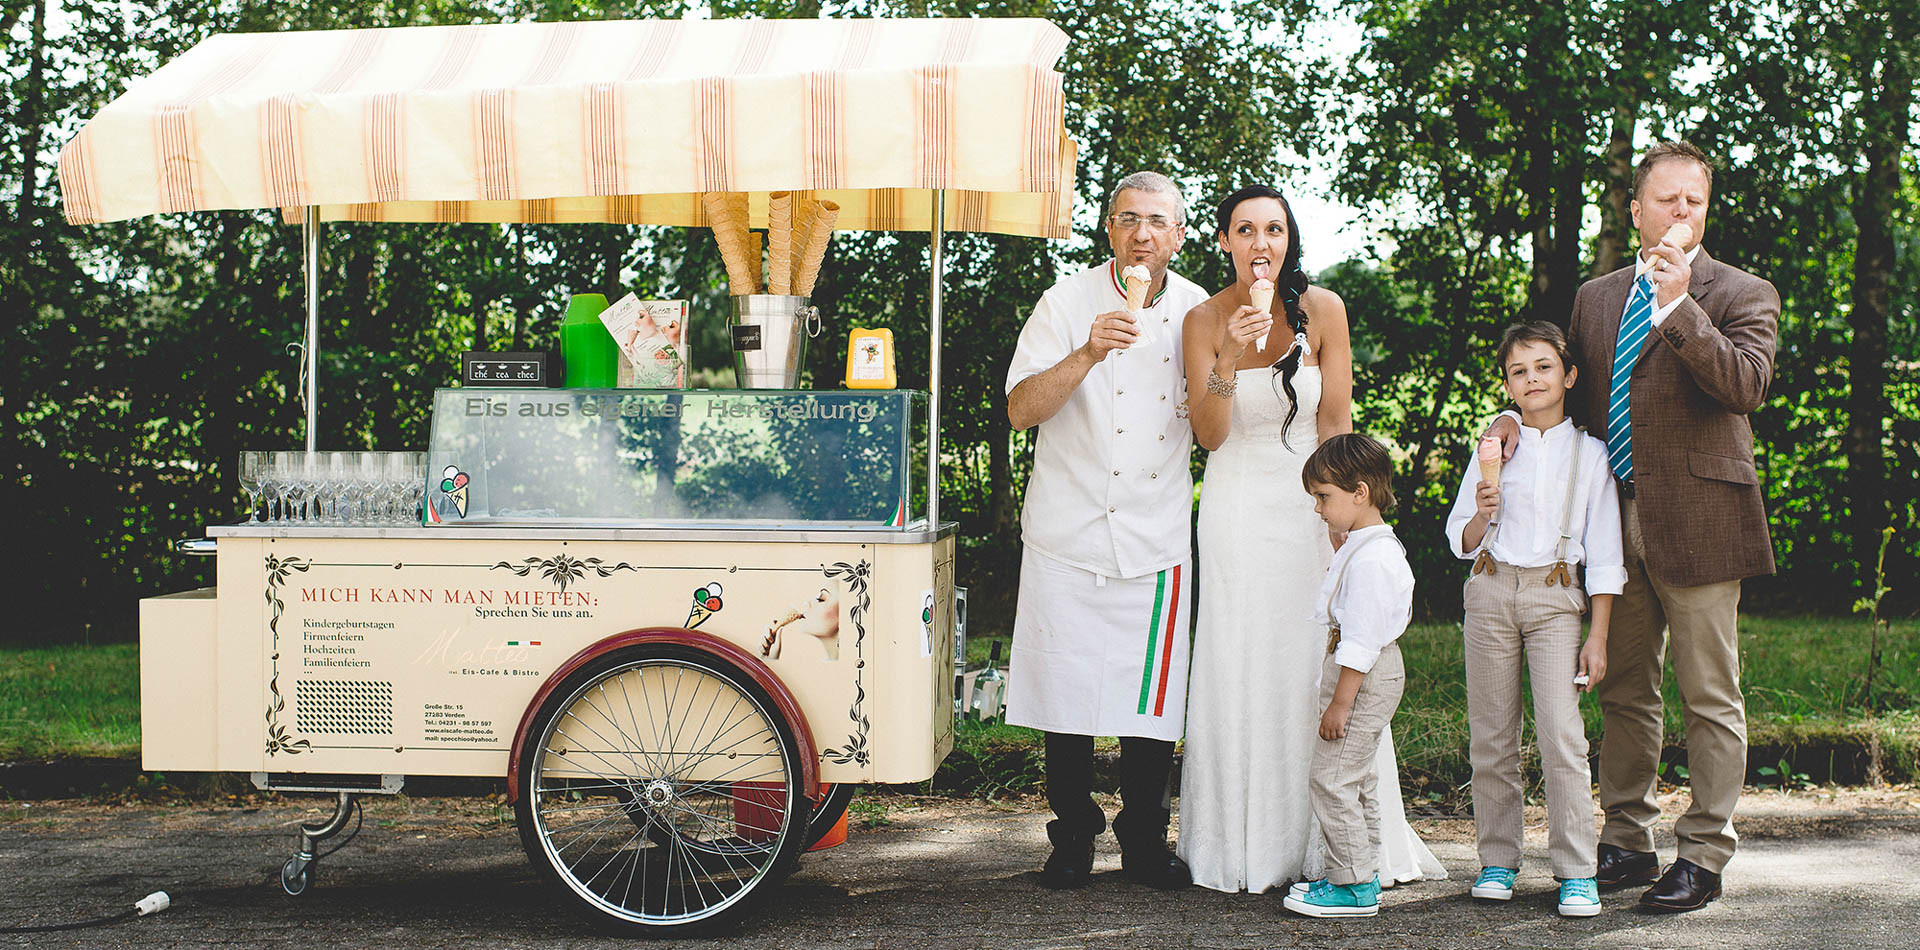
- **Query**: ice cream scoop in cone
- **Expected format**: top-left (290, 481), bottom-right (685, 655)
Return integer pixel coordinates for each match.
top-left (1121, 264), bottom-right (1152, 345)
top-left (1122, 265), bottom-right (1150, 311)
top-left (1477, 434), bottom-right (1503, 486)
top-left (1249, 278), bottom-right (1275, 351)
top-left (1651, 222), bottom-right (1694, 273)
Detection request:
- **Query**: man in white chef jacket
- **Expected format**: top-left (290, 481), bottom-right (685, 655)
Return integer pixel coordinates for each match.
top-left (1004, 171), bottom-right (1208, 890)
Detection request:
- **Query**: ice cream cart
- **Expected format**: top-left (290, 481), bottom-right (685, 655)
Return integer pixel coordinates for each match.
top-left (60, 17), bottom-right (1075, 935)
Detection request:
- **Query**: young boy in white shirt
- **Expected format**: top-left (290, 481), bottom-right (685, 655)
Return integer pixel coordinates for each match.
top-left (1282, 433), bottom-right (1413, 919)
top-left (1444, 321), bottom-right (1624, 917)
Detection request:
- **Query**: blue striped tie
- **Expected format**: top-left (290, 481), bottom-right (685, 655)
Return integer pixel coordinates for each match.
top-left (1606, 274), bottom-right (1655, 480)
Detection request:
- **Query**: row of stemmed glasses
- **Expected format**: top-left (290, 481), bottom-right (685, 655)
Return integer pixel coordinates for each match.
top-left (239, 451), bottom-right (428, 525)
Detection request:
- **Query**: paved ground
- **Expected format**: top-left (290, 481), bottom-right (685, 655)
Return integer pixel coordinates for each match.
top-left (2, 786), bottom-right (1917, 948)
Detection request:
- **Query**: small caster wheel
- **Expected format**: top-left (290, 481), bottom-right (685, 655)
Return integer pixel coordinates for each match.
top-left (282, 856), bottom-right (313, 896)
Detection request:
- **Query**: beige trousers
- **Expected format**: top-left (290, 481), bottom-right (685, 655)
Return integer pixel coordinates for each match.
top-left (1597, 495), bottom-right (1746, 873)
top-left (1308, 642), bottom-right (1405, 886)
top-left (1463, 563), bottom-right (1596, 879)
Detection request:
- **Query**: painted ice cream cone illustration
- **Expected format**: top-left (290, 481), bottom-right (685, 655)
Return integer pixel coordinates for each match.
top-left (1249, 277), bottom-right (1275, 351)
top-left (684, 582), bottom-right (724, 629)
top-left (1477, 434), bottom-right (1503, 486)
top-left (438, 465), bottom-right (469, 518)
top-left (1121, 263), bottom-right (1152, 345)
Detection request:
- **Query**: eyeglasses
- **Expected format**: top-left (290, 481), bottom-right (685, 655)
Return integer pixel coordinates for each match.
top-left (1108, 212), bottom-right (1182, 234)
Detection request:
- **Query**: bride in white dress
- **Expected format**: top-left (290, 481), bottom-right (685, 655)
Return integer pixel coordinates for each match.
top-left (1177, 185), bottom-right (1445, 894)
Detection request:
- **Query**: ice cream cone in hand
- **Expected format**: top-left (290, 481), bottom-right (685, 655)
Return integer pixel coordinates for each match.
top-left (1122, 264), bottom-right (1150, 311)
top-left (1249, 278), bottom-right (1275, 351)
top-left (1477, 433), bottom-right (1503, 486)
top-left (1121, 264), bottom-right (1152, 345)
top-left (1651, 222), bottom-right (1693, 273)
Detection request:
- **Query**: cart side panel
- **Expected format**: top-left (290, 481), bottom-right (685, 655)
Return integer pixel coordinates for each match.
top-left (859, 536), bottom-right (955, 784)
top-left (139, 588), bottom-right (219, 771)
top-left (216, 538), bottom-right (272, 772)
top-left (225, 535), bottom-right (881, 779)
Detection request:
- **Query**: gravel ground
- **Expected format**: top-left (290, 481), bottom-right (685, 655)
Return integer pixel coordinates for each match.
top-left (2, 785), bottom-right (1917, 948)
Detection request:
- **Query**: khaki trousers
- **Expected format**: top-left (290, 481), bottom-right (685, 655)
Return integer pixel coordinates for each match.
top-left (1597, 495), bottom-right (1746, 873)
top-left (1309, 643), bottom-right (1405, 886)
top-left (1463, 563), bottom-right (1596, 879)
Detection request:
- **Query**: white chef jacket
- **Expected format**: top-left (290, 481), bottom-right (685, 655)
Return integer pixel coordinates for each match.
top-left (1445, 418), bottom-right (1627, 596)
top-left (1005, 259), bottom-right (1208, 579)
top-left (1311, 524), bottom-right (1413, 674)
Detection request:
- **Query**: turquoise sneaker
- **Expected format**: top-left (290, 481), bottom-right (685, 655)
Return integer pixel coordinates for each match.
top-left (1557, 877), bottom-right (1602, 917)
top-left (1287, 878), bottom-right (1327, 898)
top-left (1470, 866), bottom-right (1517, 901)
top-left (1282, 876), bottom-right (1381, 918)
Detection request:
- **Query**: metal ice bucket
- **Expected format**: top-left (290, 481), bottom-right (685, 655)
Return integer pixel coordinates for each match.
top-left (730, 295), bottom-right (823, 389)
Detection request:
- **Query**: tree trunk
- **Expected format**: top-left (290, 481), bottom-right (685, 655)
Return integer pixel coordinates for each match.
top-left (1592, 106), bottom-right (1635, 278)
top-left (1545, 153), bottom-right (1583, 327)
top-left (13, 0), bottom-right (45, 223)
top-left (1845, 51), bottom-right (1908, 586)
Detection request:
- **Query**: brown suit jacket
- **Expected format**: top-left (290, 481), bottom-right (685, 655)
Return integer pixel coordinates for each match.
top-left (1567, 250), bottom-right (1779, 587)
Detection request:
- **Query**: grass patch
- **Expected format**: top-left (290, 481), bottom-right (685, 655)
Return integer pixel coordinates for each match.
top-left (0, 643), bottom-right (140, 760)
top-left (5, 617), bottom-right (1914, 799)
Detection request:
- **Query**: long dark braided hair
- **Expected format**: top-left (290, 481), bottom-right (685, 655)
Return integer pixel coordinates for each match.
top-left (1214, 185), bottom-right (1311, 447)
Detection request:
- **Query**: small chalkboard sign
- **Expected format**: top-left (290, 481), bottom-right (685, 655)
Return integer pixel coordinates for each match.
top-left (461, 351), bottom-right (560, 387)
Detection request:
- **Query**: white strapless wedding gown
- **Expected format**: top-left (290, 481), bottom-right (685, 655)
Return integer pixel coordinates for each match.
top-left (1178, 363), bottom-right (1446, 893)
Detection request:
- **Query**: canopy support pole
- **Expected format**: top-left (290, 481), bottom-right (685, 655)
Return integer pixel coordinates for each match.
top-left (302, 207), bottom-right (321, 452)
top-left (927, 191), bottom-right (945, 529)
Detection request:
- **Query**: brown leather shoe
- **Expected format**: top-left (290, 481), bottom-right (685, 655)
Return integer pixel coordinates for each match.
top-left (1639, 858), bottom-right (1722, 912)
top-left (1596, 842), bottom-right (1660, 888)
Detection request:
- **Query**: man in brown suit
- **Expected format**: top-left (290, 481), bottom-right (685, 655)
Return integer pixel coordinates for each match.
top-left (1490, 141), bottom-right (1778, 912)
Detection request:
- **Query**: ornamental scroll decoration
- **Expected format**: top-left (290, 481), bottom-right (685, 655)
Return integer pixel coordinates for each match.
top-left (820, 560), bottom-right (872, 767)
top-left (490, 553), bottom-right (638, 592)
top-left (264, 555), bottom-right (313, 756)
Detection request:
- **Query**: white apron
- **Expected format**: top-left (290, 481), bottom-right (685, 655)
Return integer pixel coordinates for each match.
top-left (1004, 545), bottom-right (1192, 741)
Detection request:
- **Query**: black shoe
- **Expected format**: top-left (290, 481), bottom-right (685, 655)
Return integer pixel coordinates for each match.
top-left (1120, 845), bottom-right (1191, 890)
top-left (1596, 843), bottom-right (1660, 888)
top-left (1041, 836), bottom-right (1095, 889)
top-left (1639, 858), bottom-right (1722, 913)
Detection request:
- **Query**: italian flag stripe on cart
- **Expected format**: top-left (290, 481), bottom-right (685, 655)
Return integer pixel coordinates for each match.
top-left (1137, 564), bottom-right (1181, 716)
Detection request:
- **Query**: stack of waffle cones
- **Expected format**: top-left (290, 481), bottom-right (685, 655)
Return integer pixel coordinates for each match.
top-left (703, 191), bottom-right (841, 297)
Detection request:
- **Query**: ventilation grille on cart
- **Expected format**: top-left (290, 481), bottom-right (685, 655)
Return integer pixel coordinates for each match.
top-left (294, 680), bottom-right (395, 735)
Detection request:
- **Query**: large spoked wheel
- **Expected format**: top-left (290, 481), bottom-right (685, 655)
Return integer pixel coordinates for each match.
top-left (516, 644), bottom-right (811, 936)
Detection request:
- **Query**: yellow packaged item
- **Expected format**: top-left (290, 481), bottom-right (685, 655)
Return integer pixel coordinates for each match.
top-left (844, 327), bottom-right (897, 389)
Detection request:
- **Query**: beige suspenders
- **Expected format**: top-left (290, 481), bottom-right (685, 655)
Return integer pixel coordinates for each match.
top-left (1469, 433), bottom-right (1583, 587)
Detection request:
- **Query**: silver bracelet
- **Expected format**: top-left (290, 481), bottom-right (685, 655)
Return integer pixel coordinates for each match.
top-left (1206, 369), bottom-right (1237, 397)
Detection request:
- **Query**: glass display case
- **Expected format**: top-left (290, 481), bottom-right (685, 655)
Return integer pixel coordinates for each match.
top-left (422, 389), bottom-right (926, 528)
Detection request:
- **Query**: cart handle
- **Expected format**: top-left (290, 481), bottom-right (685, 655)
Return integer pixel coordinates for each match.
top-left (174, 538), bottom-right (217, 557)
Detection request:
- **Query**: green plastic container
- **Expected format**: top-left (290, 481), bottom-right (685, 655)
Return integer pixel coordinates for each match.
top-left (559, 293), bottom-right (617, 388)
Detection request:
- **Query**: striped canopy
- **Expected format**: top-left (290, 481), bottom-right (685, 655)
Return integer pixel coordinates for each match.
top-left (57, 17), bottom-right (1075, 238)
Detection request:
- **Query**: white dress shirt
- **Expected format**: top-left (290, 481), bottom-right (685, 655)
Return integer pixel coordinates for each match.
top-left (1446, 417), bottom-right (1627, 596)
top-left (1311, 523), bottom-right (1413, 673)
top-left (1635, 244), bottom-right (1702, 327)
top-left (1005, 259), bottom-right (1208, 579)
